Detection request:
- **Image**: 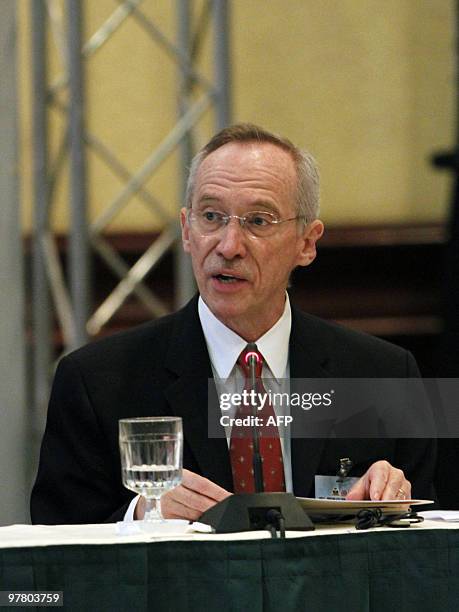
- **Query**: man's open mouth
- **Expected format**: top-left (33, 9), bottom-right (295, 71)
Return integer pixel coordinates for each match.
top-left (215, 274), bottom-right (240, 283)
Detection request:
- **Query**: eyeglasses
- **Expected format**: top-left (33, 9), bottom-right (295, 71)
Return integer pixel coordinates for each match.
top-left (187, 209), bottom-right (304, 238)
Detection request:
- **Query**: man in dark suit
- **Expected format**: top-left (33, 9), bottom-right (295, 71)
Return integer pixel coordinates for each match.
top-left (31, 124), bottom-right (435, 525)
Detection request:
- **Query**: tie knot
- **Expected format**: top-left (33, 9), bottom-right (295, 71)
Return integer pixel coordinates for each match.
top-left (238, 345), bottom-right (264, 379)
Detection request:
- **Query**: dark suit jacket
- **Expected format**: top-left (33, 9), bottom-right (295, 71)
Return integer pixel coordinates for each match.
top-left (31, 296), bottom-right (436, 524)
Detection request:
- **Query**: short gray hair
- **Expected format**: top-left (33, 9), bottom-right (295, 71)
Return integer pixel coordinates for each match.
top-left (185, 123), bottom-right (320, 225)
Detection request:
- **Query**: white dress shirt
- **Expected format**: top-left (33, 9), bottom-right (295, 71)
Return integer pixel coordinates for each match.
top-left (125, 295), bottom-right (293, 520)
top-left (198, 295), bottom-right (293, 493)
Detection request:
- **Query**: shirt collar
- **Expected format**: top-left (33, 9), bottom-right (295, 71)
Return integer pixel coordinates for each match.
top-left (198, 295), bottom-right (291, 381)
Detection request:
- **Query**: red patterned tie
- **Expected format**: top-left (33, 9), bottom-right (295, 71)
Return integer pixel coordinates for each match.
top-left (229, 346), bottom-right (286, 493)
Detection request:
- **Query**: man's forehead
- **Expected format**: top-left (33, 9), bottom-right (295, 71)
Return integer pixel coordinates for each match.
top-left (194, 141), bottom-right (296, 194)
top-left (201, 140), bottom-right (294, 168)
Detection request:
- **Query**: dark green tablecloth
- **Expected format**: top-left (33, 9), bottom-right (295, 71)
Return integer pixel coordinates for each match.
top-left (1, 528), bottom-right (458, 611)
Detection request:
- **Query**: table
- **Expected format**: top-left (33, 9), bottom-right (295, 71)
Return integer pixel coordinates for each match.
top-left (1, 521), bottom-right (458, 611)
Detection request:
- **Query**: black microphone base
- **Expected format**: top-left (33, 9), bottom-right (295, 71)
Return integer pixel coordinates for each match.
top-left (199, 492), bottom-right (314, 533)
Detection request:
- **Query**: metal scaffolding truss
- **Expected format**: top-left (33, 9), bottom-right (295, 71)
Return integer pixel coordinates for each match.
top-left (30, 0), bottom-right (231, 417)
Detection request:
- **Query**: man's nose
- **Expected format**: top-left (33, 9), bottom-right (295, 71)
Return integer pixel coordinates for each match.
top-left (215, 218), bottom-right (247, 259)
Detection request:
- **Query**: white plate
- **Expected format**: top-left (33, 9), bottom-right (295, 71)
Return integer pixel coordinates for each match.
top-left (297, 497), bottom-right (434, 515)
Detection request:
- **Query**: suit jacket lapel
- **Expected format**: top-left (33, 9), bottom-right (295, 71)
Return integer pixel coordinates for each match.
top-left (162, 298), bottom-right (233, 491)
top-left (289, 305), bottom-right (332, 496)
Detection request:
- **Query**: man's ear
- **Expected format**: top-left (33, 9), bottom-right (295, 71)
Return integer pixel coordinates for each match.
top-left (180, 207), bottom-right (191, 253)
top-left (296, 219), bottom-right (324, 268)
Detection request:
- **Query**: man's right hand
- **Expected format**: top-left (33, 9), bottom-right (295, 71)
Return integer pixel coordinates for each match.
top-left (134, 469), bottom-right (231, 521)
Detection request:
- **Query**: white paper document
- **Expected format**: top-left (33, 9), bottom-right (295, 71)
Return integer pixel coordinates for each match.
top-left (418, 510), bottom-right (459, 522)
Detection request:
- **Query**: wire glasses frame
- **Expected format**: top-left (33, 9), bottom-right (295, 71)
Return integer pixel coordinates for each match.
top-left (186, 209), bottom-right (305, 238)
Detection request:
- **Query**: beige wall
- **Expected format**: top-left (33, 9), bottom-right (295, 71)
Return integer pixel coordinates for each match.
top-left (20, 0), bottom-right (454, 232)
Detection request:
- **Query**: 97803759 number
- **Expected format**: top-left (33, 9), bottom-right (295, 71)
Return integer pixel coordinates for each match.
top-left (0, 591), bottom-right (63, 607)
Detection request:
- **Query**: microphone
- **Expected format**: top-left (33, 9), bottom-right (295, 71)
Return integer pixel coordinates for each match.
top-left (245, 343), bottom-right (264, 493)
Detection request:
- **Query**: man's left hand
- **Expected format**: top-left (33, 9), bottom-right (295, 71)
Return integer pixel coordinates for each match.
top-left (346, 460), bottom-right (411, 501)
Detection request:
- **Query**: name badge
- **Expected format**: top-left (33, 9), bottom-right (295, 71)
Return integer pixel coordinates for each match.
top-left (315, 475), bottom-right (359, 500)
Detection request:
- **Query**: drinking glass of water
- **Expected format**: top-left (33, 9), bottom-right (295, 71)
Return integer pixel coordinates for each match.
top-left (119, 417), bottom-right (183, 523)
